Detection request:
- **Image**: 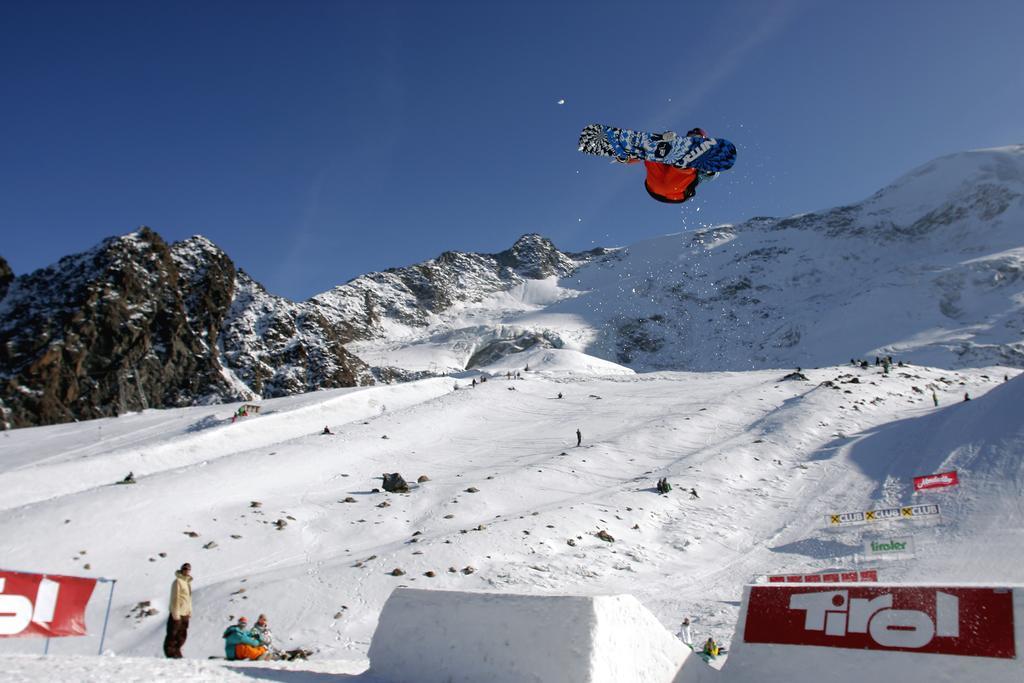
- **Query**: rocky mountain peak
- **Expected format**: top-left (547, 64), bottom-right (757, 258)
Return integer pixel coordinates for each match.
top-left (0, 226), bottom-right (376, 429)
top-left (496, 233), bottom-right (575, 279)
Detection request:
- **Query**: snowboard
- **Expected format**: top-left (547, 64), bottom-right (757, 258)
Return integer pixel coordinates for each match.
top-left (578, 124), bottom-right (737, 173)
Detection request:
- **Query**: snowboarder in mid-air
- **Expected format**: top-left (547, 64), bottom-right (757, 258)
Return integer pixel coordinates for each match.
top-left (578, 124), bottom-right (736, 204)
top-left (622, 128), bottom-right (722, 203)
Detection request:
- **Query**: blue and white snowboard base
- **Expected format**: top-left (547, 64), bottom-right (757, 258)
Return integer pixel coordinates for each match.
top-left (578, 124), bottom-right (737, 173)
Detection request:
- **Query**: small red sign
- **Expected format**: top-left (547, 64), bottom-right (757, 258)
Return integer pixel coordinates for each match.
top-left (914, 470), bottom-right (959, 491)
top-left (744, 585), bottom-right (1015, 659)
top-left (766, 570), bottom-right (878, 584)
top-left (0, 571), bottom-right (97, 638)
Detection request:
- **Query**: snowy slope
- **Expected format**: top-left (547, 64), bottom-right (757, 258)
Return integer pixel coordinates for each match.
top-left (0, 362), bottom-right (1020, 678)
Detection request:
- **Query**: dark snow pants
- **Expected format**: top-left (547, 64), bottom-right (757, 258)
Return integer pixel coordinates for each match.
top-left (163, 615), bottom-right (190, 658)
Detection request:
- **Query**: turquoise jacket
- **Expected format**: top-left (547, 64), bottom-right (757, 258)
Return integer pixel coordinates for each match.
top-left (223, 624), bottom-right (260, 659)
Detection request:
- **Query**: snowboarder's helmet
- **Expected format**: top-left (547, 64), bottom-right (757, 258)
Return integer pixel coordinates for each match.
top-left (687, 128), bottom-right (708, 137)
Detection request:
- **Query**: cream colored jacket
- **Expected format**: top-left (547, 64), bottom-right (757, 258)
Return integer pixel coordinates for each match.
top-left (169, 571), bottom-right (192, 619)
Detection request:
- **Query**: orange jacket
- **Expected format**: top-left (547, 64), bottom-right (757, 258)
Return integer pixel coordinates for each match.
top-left (643, 161), bottom-right (698, 203)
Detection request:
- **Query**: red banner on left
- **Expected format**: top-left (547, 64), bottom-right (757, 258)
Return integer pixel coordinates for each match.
top-left (0, 571), bottom-right (97, 638)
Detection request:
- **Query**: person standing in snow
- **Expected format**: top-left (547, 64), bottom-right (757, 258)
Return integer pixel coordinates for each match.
top-left (679, 617), bottom-right (693, 646)
top-left (576, 429), bottom-right (582, 447)
top-left (163, 563), bottom-right (192, 658)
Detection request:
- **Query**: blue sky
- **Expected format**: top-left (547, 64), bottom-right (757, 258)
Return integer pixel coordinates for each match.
top-left (2, 0), bottom-right (1023, 300)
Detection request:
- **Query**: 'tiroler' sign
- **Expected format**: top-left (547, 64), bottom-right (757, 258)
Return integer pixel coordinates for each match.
top-left (864, 536), bottom-right (915, 559)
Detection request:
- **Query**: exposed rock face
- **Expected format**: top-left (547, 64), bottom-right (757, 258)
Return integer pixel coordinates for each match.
top-left (0, 229), bottom-right (240, 428)
top-left (218, 271), bottom-right (367, 398)
top-left (312, 234), bottom-right (605, 338)
top-left (0, 229), bottom-right (371, 429)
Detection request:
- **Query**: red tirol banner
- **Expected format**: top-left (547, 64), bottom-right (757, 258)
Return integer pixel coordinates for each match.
top-left (0, 571), bottom-right (97, 638)
top-left (768, 570), bottom-right (878, 584)
top-left (744, 585), bottom-right (1016, 659)
top-left (914, 470), bottom-right (959, 492)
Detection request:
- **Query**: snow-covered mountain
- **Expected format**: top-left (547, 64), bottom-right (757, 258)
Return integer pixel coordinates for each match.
top-left (2, 145), bottom-right (1022, 430)
top-left (0, 232), bottom-right (601, 429)
top-left (356, 145), bottom-right (1024, 375)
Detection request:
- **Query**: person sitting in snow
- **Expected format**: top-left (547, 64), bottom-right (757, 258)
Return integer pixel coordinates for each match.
top-left (250, 613), bottom-right (277, 658)
top-left (223, 616), bottom-right (267, 660)
top-left (702, 637), bottom-right (720, 658)
top-left (322, 425), bottom-right (333, 435)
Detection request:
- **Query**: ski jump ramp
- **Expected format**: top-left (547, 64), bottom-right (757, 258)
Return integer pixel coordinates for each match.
top-left (367, 589), bottom-right (693, 683)
top-left (366, 585), bottom-right (1021, 683)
